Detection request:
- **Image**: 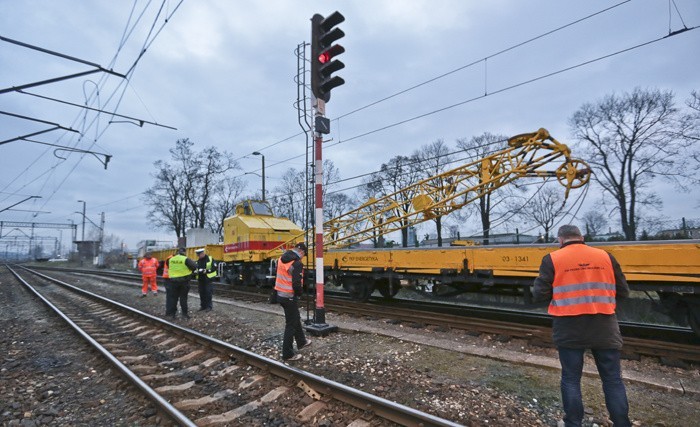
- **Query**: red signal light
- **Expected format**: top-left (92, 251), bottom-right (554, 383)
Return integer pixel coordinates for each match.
top-left (318, 52), bottom-right (330, 64)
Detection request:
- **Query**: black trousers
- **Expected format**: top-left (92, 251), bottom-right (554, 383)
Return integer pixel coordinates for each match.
top-left (198, 278), bottom-right (213, 310)
top-left (165, 279), bottom-right (190, 316)
top-left (278, 296), bottom-right (307, 359)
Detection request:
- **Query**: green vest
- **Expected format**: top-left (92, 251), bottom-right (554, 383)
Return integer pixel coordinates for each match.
top-left (205, 256), bottom-right (217, 279)
top-left (168, 254), bottom-right (192, 278)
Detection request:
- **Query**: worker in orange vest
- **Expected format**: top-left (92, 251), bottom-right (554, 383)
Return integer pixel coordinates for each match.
top-left (162, 254), bottom-right (174, 281)
top-left (138, 252), bottom-right (159, 297)
top-left (274, 242), bottom-right (311, 361)
top-left (533, 225), bottom-right (631, 427)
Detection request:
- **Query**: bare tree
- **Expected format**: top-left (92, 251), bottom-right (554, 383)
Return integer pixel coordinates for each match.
top-left (186, 145), bottom-right (239, 229)
top-left (456, 132), bottom-right (516, 244)
top-left (320, 159), bottom-right (343, 223)
top-left (376, 155), bottom-right (423, 247)
top-left (145, 138), bottom-right (240, 239)
top-left (569, 87), bottom-right (689, 240)
top-left (414, 139), bottom-right (453, 246)
top-left (681, 90), bottom-right (700, 143)
top-left (325, 192), bottom-right (354, 222)
top-left (519, 186), bottom-right (566, 242)
top-left (144, 159), bottom-right (190, 239)
top-left (580, 209), bottom-right (608, 239)
top-left (355, 174), bottom-right (384, 247)
top-left (206, 176), bottom-right (246, 237)
top-left (681, 91), bottom-right (700, 189)
top-left (101, 233), bottom-right (124, 253)
top-left (270, 168), bottom-right (305, 226)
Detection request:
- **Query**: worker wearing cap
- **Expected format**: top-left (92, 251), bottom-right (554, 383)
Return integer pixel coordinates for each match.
top-left (533, 225), bottom-right (631, 427)
top-left (165, 247), bottom-right (197, 319)
top-left (195, 247), bottom-right (217, 311)
top-left (138, 252), bottom-right (159, 297)
top-left (274, 242), bottom-right (311, 361)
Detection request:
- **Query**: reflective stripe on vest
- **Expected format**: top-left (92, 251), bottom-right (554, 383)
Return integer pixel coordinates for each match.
top-left (138, 257), bottom-right (159, 276)
top-left (168, 255), bottom-right (192, 278)
top-left (274, 259), bottom-right (294, 294)
top-left (549, 244), bottom-right (616, 316)
top-left (163, 255), bottom-right (173, 278)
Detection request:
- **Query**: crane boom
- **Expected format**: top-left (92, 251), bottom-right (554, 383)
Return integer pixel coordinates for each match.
top-left (324, 128), bottom-right (590, 248)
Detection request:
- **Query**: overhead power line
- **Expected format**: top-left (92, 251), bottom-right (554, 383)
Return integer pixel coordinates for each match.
top-left (335, 0), bottom-right (633, 121)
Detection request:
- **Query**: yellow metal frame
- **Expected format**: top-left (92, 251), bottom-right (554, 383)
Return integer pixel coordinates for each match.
top-left (324, 241), bottom-right (700, 286)
top-left (324, 128), bottom-right (590, 249)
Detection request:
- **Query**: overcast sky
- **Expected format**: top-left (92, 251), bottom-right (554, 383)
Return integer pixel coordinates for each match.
top-left (1, 0), bottom-right (699, 254)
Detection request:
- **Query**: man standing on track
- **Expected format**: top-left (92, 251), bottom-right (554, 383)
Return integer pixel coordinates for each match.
top-left (533, 225), bottom-right (631, 427)
top-left (137, 252), bottom-right (159, 297)
top-left (195, 248), bottom-right (216, 312)
top-left (274, 242), bottom-right (311, 361)
top-left (165, 247), bottom-right (196, 319)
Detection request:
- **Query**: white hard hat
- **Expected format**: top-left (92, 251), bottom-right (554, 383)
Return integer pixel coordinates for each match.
top-left (195, 248), bottom-right (205, 253)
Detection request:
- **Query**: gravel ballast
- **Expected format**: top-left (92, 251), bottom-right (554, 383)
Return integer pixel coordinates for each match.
top-left (3, 269), bottom-right (699, 426)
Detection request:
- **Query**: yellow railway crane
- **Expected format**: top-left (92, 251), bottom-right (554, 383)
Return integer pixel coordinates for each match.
top-left (324, 128), bottom-right (589, 249)
top-left (317, 128), bottom-right (590, 301)
top-left (312, 129), bottom-right (700, 335)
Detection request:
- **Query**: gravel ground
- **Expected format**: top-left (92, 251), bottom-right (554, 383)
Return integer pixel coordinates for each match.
top-left (0, 269), bottom-right (172, 426)
top-left (4, 268), bottom-right (700, 426)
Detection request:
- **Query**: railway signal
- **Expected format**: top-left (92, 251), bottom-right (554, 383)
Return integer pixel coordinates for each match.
top-left (311, 11), bottom-right (345, 102)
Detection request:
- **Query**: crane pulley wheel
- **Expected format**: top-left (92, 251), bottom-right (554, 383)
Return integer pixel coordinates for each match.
top-left (555, 159), bottom-right (591, 190)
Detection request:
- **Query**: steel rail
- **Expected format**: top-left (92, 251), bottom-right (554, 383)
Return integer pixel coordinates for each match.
top-left (6, 265), bottom-right (197, 427)
top-left (29, 265), bottom-right (699, 344)
top-left (17, 265), bottom-right (463, 427)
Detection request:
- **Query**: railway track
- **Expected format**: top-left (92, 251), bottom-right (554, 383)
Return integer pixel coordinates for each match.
top-left (30, 265), bottom-right (700, 364)
top-left (10, 265), bottom-right (461, 426)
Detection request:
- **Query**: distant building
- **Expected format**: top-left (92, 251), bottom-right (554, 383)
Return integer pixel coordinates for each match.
top-left (137, 239), bottom-right (174, 258)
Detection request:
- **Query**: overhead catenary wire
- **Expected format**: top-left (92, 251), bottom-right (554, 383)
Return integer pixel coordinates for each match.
top-left (4, 1), bottom-right (184, 219)
top-left (244, 1), bottom-right (634, 161)
top-left (334, 0), bottom-right (633, 121)
top-left (241, 24), bottom-right (699, 180)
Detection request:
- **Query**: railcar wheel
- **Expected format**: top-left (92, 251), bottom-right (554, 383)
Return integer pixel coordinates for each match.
top-left (688, 306), bottom-right (700, 337)
top-left (345, 279), bottom-right (374, 301)
top-left (375, 279), bottom-right (400, 299)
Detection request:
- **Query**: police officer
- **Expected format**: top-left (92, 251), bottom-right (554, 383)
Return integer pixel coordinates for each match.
top-left (533, 225), bottom-right (631, 427)
top-left (275, 242), bottom-right (311, 361)
top-left (165, 247), bottom-right (197, 319)
top-left (195, 248), bottom-right (216, 311)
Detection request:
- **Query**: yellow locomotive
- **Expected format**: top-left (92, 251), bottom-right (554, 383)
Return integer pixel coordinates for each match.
top-left (150, 199), bottom-right (304, 286)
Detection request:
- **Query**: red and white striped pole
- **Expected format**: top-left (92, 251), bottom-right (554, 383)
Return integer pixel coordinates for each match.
top-left (313, 125), bottom-right (326, 324)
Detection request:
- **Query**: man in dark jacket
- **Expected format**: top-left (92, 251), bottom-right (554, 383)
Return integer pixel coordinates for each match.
top-left (274, 242), bottom-right (311, 361)
top-left (533, 225), bottom-right (631, 427)
top-left (195, 248), bottom-right (216, 311)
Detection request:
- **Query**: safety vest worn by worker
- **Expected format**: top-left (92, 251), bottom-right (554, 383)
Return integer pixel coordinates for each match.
top-left (162, 255), bottom-right (174, 278)
top-left (549, 244), bottom-right (617, 316)
top-left (274, 259), bottom-right (295, 295)
top-left (168, 254), bottom-right (192, 278)
top-left (203, 256), bottom-right (217, 279)
top-left (138, 257), bottom-right (159, 277)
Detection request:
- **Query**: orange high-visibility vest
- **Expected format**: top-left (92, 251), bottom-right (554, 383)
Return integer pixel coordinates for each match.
top-left (274, 259), bottom-right (295, 294)
top-left (549, 244), bottom-right (616, 316)
top-left (138, 257), bottom-right (159, 277)
top-left (162, 255), bottom-right (173, 278)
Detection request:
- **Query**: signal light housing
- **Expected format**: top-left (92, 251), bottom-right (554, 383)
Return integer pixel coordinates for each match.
top-left (311, 11), bottom-right (345, 102)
